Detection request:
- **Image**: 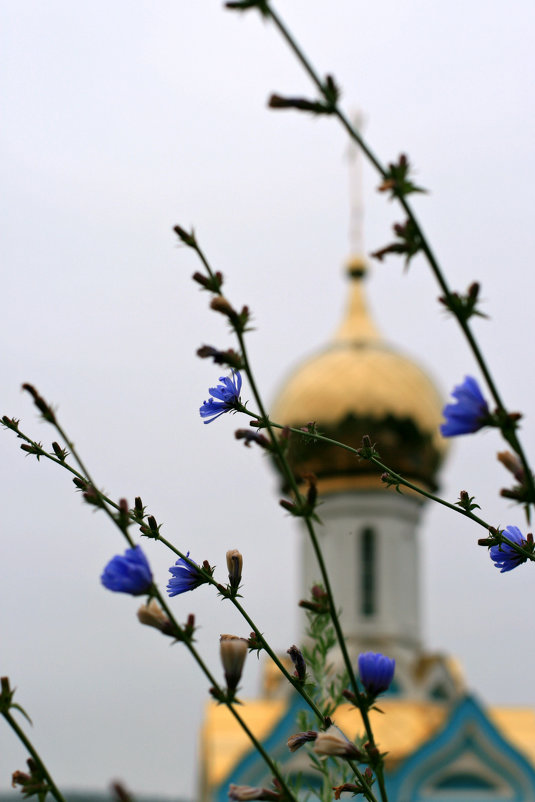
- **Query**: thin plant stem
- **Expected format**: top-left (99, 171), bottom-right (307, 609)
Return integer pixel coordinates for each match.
top-left (2, 709), bottom-right (67, 802)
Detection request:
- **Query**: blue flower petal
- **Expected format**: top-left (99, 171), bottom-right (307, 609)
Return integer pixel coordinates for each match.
top-left (490, 526), bottom-right (527, 573)
top-left (441, 376), bottom-right (489, 437)
top-left (101, 546), bottom-right (153, 596)
top-left (358, 651), bottom-right (395, 696)
top-left (200, 371), bottom-right (243, 424)
top-left (167, 551), bottom-right (204, 597)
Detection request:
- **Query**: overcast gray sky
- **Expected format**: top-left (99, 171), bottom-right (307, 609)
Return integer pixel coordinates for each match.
top-left (2, 1), bottom-right (535, 798)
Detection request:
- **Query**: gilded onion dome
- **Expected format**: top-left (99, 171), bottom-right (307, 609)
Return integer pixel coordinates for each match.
top-left (270, 257), bottom-right (447, 492)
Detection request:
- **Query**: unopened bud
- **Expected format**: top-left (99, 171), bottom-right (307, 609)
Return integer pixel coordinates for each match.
top-left (334, 785), bottom-right (362, 800)
top-left (173, 225), bottom-right (196, 247)
top-left (226, 549), bottom-right (243, 592)
top-left (287, 645), bottom-right (306, 681)
top-left (287, 731), bottom-right (317, 752)
top-left (220, 635), bottom-right (248, 694)
top-left (137, 600), bottom-right (174, 637)
top-left (313, 728), bottom-right (363, 760)
top-left (497, 451), bottom-right (524, 481)
top-left (210, 296), bottom-right (238, 321)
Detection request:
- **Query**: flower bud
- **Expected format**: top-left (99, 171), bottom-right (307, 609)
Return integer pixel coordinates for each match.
top-left (313, 727), bottom-right (363, 760)
top-left (210, 296), bottom-right (238, 321)
top-left (226, 549), bottom-right (243, 592)
top-left (137, 600), bottom-right (174, 637)
top-left (287, 731), bottom-right (317, 752)
top-left (287, 645), bottom-right (306, 681)
top-left (497, 450), bottom-right (524, 481)
top-left (220, 635), bottom-right (248, 694)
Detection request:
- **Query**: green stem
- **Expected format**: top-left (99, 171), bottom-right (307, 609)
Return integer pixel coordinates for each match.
top-left (2, 709), bottom-right (67, 802)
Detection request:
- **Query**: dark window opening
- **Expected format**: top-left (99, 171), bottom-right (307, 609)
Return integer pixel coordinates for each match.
top-left (361, 527), bottom-right (375, 616)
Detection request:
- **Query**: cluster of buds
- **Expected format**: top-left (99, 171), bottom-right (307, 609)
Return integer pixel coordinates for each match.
top-left (220, 635), bottom-right (248, 697)
top-left (192, 270), bottom-right (224, 293)
top-left (72, 478), bottom-right (104, 509)
top-left (280, 474), bottom-right (319, 521)
top-left (377, 154), bottom-right (426, 199)
top-left (247, 631), bottom-right (264, 655)
top-left (210, 297), bottom-right (250, 334)
top-left (299, 584), bottom-right (330, 615)
top-left (357, 435), bottom-right (380, 461)
top-left (333, 769), bottom-right (374, 799)
top-left (371, 218), bottom-right (423, 268)
top-left (439, 282), bottom-right (486, 322)
top-left (12, 759), bottom-right (49, 798)
top-left (226, 549), bottom-right (243, 594)
top-left (197, 345), bottom-right (243, 370)
top-left (139, 515), bottom-right (160, 539)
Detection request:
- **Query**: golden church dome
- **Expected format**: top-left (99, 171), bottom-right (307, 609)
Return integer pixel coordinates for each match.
top-left (270, 258), bottom-right (448, 492)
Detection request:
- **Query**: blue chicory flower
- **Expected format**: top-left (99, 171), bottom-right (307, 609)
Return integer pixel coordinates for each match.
top-left (101, 545), bottom-right (153, 595)
top-left (167, 552), bottom-right (204, 597)
top-left (358, 651), bottom-right (395, 696)
top-left (440, 376), bottom-right (490, 437)
top-left (200, 370), bottom-right (242, 424)
top-left (490, 525), bottom-right (528, 573)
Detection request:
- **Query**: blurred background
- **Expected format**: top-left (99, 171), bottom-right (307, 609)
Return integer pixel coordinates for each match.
top-left (1, 0), bottom-right (535, 797)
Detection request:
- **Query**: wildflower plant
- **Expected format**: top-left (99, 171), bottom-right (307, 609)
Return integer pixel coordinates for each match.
top-left (2, 3), bottom-right (535, 802)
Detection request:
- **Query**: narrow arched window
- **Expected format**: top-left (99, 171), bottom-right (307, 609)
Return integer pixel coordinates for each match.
top-left (360, 527), bottom-right (375, 616)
